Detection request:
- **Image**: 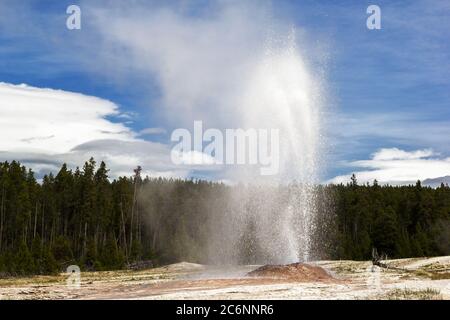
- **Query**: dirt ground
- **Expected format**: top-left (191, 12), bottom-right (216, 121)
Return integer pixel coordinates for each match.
top-left (1, 257), bottom-right (449, 300)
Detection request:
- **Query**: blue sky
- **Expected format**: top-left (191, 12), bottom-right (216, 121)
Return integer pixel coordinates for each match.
top-left (0, 0), bottom-right (449, 184)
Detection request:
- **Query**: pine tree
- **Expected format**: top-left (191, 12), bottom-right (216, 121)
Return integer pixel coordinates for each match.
top-left (372, 206), bottom-right (399, 257)
top-left (15, 241), bottom-right (35, 275)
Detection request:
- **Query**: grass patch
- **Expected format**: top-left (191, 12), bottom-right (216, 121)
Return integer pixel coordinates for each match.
top-left (406, 269), bottom-right (450, 280)
top-left (430, 272), bottom-right (450, 280)
top-left (0, 275), bottom-right (65, 287)
top-left (412, 269), bottom-right (432, 278)
top-left (332, 262), bottom-right (365, 274)
top-left (384, 288), bottom-right (442, 300)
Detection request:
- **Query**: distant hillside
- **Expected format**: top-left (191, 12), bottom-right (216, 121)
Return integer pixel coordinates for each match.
top-left (423, 176), bottom-right (450, 188)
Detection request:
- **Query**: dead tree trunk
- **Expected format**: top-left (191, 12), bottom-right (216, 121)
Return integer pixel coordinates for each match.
top-left (372, 247), bottom-right (391, 269)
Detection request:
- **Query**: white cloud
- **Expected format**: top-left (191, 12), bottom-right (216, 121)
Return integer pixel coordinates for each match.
top-left (372, 148), bottom-right (434, 161)
top-left (70, 139), bottom-right (191, 179)
top-left (0, 82), bottom-right (203, 179)
top-left (329, 148), bottom-right (450, 185)
top-left (171, 150), bottom-right (218, 166)
top-left (0, 82), bottom-right (134, 153)
top-left (138, 127), bottom-right (167, 136)
top-left (327, 112), bottom-right (450, 164)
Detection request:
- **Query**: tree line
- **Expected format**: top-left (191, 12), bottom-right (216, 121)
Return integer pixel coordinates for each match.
top-left (0, 160), bottom-right (449, 276)
top-left (325, 175), bottom-right (450, 260)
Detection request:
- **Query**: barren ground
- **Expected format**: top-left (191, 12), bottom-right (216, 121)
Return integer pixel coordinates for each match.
top-left (1, 257), bottom-right (450, 300)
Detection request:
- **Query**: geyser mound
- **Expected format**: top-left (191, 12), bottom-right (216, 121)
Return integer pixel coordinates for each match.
top-left (247, 263), bottom-right (333, 282)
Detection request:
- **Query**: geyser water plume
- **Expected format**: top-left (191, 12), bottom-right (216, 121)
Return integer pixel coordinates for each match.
top-left (208, 30), bottom-right (324, 265)
top-left (91, 3), bottom-right (327, 266)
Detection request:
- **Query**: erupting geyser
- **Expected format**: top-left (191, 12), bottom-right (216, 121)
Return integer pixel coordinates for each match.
top-left (208, 30), bottom-right (324, 265)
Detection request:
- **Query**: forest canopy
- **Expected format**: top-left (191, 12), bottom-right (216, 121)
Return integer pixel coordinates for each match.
top-left (0, 159), bottom-right (449, 276)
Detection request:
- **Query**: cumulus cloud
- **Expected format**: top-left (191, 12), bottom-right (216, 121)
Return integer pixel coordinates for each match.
top-left (329, 148), bottom-right (450, 185)
top-left (0, 82), bottom-right (134, 153)
top-left (0, 82), bottom-right (202, 179)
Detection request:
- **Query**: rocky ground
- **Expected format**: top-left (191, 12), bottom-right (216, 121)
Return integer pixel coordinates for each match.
top-left (0, 257), bottom-right (449, 300)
